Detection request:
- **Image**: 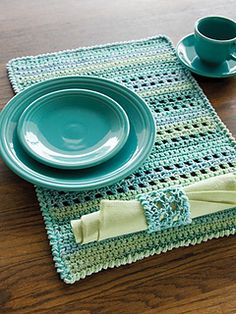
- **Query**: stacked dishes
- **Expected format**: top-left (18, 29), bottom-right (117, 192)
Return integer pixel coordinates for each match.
top-left (0, 76), bottom-right (156, 191)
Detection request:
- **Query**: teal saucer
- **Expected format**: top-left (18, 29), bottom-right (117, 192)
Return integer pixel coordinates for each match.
top-left (0, 76), bottom-right (156, 191)
top-left (176, 34), bottom-right (236, 78)
top-left (17, 89), bottom-right (130, 169)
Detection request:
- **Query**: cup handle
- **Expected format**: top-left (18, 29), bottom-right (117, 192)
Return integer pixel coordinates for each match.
top-left (230, 42), bottom-right (236, 61)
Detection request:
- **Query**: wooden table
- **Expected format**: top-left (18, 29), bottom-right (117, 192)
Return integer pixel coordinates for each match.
top-left (0, 1), bottom-right (236, 313)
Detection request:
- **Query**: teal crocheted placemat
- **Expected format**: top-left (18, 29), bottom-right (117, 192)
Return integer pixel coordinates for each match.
top-left (7, 36), bottom-right (236, 284)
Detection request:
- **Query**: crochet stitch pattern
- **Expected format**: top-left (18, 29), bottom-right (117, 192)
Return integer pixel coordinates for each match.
top-left (7, 36), bottom-right (236, 283)
top-left (137, 188), bottom-right (191, 233)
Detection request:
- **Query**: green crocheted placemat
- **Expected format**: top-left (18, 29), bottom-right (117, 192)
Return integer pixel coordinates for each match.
top-left (7, 36), bottom-right (236, 284)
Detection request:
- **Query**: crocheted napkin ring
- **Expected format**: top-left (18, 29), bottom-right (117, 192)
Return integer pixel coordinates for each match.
top-left (137, 187), bottom-right (192, 233)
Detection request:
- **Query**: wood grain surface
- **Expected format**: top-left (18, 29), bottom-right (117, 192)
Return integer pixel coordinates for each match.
top-left (0, 1), bottom-right (236, 313)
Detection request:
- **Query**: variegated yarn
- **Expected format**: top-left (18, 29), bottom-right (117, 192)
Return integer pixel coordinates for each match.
top-left (7, 36), bottom-right (236, 283)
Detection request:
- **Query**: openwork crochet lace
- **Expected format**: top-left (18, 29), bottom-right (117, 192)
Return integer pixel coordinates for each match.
top-left (7, 36), bottom-right (236, 283)
top-left (137, 188), bottom-right (191, 233)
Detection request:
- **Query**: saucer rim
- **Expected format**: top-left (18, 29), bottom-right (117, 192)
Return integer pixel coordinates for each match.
top-left (176, 33), bottom-right (236, 78)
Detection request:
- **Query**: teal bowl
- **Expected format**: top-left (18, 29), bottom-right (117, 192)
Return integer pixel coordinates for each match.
top-left (17, 89), bottom-right (130, 169)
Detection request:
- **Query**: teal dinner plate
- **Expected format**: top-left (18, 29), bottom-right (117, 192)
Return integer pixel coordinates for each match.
top-left (176, 34), bottom-right (236, 78)
top-left (0, 76), bottom-right (156, 191)
top-left (17, 89), bottom-right (130, 169)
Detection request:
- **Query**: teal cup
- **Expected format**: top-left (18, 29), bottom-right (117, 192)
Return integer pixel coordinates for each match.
top-left (194, 16), bottom-right (236, 65)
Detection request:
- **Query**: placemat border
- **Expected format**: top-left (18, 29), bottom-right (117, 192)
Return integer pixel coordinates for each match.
top-left (6, 35), bottom-right (236, 284)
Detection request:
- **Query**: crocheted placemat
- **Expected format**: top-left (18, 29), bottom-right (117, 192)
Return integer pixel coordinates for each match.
top-left (7, 36), bottom-right (236, 284)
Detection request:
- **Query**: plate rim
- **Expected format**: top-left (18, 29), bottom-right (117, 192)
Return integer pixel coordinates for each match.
top-left (0, 76), bottom-right (156, 191)
top-left (16, 88), bottom-right (130, 169)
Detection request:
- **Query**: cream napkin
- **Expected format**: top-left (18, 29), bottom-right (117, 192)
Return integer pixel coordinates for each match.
top-left (71, 173), bottom-right (236, 244)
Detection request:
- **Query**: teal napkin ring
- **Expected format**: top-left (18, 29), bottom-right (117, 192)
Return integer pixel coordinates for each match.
top-left (137, 188), bottom-right (191, 233)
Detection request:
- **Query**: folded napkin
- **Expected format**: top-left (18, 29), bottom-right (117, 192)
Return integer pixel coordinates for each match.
top-left (71, 173), bottom-right (236, 244)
